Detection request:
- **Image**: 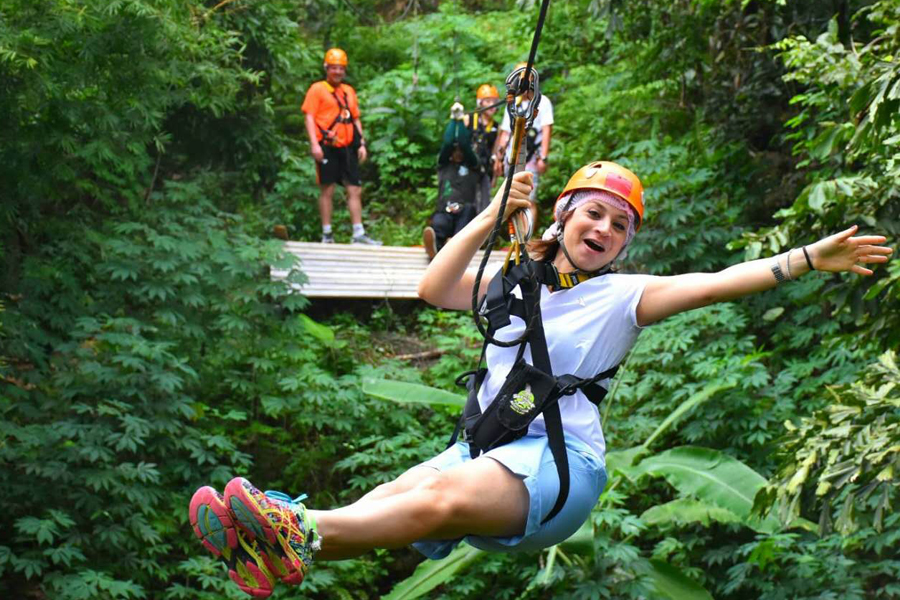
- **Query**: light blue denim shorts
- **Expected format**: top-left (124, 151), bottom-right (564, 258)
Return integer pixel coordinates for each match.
top-left (411, 434), bottom-right (607, 559)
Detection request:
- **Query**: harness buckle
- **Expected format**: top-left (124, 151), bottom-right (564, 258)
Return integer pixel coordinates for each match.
top-left (555, 374), bottom-right (582, 397)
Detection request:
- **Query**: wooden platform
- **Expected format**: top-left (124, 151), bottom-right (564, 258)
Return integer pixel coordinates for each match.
top-left (272, 241), bottom-right (506, 299)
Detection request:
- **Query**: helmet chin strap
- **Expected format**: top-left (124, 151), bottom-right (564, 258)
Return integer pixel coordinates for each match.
top-left (555, 226), bottom-right (615, 276)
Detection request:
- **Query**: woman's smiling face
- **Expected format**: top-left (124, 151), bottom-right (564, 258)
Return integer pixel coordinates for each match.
top-left (554, 200), bottom-right (631, 273)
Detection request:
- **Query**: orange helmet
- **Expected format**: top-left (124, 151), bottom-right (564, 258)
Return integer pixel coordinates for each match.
top-left (324, 48), bottom-right (348, 66)
top-left (557, 161), bottom-right (645, 230)
top-left (476, 84), bottom-right (499, 99)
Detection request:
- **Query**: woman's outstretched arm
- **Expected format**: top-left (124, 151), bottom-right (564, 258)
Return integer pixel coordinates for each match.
top-left (418, 171), bottom-right (533, 310)
top-left (636, 226), bottom-right (893, 327)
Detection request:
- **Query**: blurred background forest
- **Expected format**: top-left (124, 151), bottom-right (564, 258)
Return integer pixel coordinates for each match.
top-left (2, 0), bottom-right (899, 598)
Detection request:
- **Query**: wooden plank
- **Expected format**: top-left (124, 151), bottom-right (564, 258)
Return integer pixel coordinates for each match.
top-left (273, 242), bottom-right (507, 299)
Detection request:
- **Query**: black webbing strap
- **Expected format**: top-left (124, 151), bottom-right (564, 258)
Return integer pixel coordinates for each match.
top-left (518, 276), bottom-right (569, 524)
top-left (446, 340), bottom-right (491, 449)
top-left (557, 365), bottom-right (619, 406)
top-left (482, 261), bottom-right (560, 331)
top-left (447, 370), bottom-right (474, 448)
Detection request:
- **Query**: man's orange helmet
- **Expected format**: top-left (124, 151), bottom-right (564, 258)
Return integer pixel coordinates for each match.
top-left (557, 161), bottom-right (645, 230)
top-left (476, 84), bottom-right (499, 99)
top-left (324, 48), bottom-right (348, 66)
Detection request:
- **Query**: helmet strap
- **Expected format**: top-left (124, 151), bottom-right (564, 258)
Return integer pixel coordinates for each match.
top-left (555, 225), bottom-right (613, 277)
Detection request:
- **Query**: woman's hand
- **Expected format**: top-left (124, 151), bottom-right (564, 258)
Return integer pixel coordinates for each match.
top-left (808, 225), bottom-right (893, 276)
top-left (485, 171), bottom-right (533, 223)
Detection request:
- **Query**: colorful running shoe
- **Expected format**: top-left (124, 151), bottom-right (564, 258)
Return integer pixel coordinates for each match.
top-left (224, 477), bottom-right (319, 586)
top-left (189, 486), bottom-right (276, 598)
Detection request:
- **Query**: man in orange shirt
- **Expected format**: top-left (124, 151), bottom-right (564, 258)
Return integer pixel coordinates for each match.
top-left (301, 48), bottom-right (380, 244)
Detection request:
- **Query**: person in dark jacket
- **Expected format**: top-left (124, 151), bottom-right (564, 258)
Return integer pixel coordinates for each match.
top-left (423, 102), bottom-right (481, 258)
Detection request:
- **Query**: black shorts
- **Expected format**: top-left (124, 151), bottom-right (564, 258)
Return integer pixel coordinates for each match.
top-left (316, 144), bottom-right (361, 187)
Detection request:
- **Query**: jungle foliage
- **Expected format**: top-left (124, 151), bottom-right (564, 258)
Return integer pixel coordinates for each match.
top-left (1, 0), bottom-right (898, 599)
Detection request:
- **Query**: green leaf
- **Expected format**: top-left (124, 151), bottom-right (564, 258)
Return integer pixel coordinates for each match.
top-left (362, 378), bottom-right (465, 408)
top-left (806, 182), bottom-right (831, 213)
top-left (763, 307), bottom-right (785, 321)
top-left (642, 382), bottom-right (735, 449)
top-left (382, 544), bottom-right (482, 600)
top-left (641, 498), bottom-right (742, 527)
top-left (298, 314), bottom-right (335, 346)
top-left (640, 559), bottom-right (714, 600)
top-left (605, 446), bottom-right (648, 481)
top-left (558, 519), bottom-right (594, 555)
top-left (633, 446), bottom-right (782, 533)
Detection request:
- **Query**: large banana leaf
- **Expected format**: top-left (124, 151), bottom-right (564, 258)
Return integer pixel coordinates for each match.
top-left (641, 498), bottom-right (742, 527)
top-left (632, 446), bottom-right (781, 533)
top-left (363, 378), bottom-right (466, 408)
top-left (382, 544), bottom-right (483, 600)
top-left (605, 446), bottom-right (648, 481)
top-left (640, 559), bottom-right (714, 600)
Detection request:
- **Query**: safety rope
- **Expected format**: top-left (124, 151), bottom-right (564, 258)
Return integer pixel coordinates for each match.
top-left (470, 0), bottom-right (552, 348)
top-left (411, 0), bottom-right (419, 90)
top-left (471, 98), bottom-right (506, 113)
top-left (452, 31), bottom-right (461, 103)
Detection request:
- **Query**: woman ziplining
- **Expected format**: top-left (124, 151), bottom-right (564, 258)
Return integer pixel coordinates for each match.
top-left (188, 160), bottom-right (892, 597)
top-left (187, 0), bottom-right (894, 595)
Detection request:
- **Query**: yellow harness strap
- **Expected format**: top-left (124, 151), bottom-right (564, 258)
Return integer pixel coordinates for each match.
top-left (555, 271), bottom-right (595, 289)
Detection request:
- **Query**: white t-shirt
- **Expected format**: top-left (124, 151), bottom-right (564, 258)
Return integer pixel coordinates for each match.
top-left (477, 272), bottom-right (652, 459)
top-left (500, 95), bottom-right (554, 160)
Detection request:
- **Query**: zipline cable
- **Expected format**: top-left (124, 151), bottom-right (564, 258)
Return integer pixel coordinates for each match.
top-left (470, 0), bottom-right (552, 347)
top-left (411, 0), bottom-right (419, 90)
top-left (452, 30), bottom-right (461, 102)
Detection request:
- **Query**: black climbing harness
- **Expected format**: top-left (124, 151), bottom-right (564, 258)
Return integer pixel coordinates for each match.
top-left (469, 111), bottom-right (497, 175)
top-left (448, 0), bottom-right (624, 524)
top-left (450, 260), bottom-right (619, 524)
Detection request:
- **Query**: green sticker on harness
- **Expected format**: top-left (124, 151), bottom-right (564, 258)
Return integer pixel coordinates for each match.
top-left (510, 385), bottom-right (536, 415)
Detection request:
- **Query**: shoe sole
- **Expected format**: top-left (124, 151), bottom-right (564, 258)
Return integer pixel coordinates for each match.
top-left (423, 227), bottom-right (436, 259)
top-left (190, 486), bottom-right (237, 556)
top-left (225, 477), bottom-right (306, 585)
top-left (189, 486), bottom-right (276, 598)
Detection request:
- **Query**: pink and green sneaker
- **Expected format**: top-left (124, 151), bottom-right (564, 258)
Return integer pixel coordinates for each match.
top-left (188, 486), bottom-right (276, 598)
top-left (224, 476), bottom-right (320, 587)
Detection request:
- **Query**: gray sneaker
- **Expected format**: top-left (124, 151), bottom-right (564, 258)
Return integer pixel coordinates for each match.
top-left (351, 234), bottom-right (382, 246)
top-left (321, 233), bottom-right (334, 244)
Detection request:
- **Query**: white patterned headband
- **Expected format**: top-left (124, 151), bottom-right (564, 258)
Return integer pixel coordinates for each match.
top-left (541, 190), bottom-right (637, 246)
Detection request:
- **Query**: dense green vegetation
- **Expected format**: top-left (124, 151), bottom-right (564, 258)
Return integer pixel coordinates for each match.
top-left (2, 0), bottom-right (898, 598)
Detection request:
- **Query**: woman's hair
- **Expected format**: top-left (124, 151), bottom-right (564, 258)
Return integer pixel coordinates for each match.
top-left (528, 210), bottom-right (572, 262)
top-left (528, 237), bottom-right (560, 262)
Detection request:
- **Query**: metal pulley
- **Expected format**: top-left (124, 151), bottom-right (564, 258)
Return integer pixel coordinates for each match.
top-left (504, 64), bottom-right (541, 123)
top-left (504, 64), bottom-right (541, 244)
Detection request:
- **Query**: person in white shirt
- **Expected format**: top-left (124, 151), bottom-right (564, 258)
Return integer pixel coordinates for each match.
top-left (189, 162), bottom-right (891, 597)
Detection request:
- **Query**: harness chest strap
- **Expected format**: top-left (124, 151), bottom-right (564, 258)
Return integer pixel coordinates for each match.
top-left (482, 260), bottom-right (599, 332)
top-left (319, 82), bottom-right (358, 144)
